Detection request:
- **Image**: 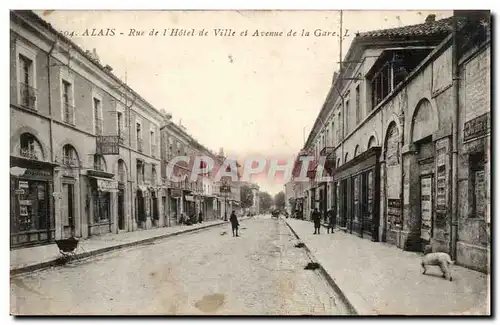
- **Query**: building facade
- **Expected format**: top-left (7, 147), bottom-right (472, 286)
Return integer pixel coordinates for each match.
top-left (295, 12), bottom-right (490, 273)
top-left (10, 10), bottom-right (243, 250)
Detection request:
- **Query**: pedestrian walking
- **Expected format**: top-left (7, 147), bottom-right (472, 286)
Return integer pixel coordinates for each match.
top-left (311, 208), bottom-right (321, 234)
top-left (230, 210), bottom-right (239, 237)
top-left (327, 208), bottom-right (335, 234)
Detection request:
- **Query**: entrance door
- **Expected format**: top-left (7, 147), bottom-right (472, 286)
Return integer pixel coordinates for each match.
top-left (118, 186), bottom-right (125, 230)
top-left (62, 183), bottom-right (75, 238)
top-left (420, 175), bottom-right (433, 245)
top-left (137, 190), bottom-right (145, 228)
top-left (152, 192), bottom-right (159, 226)
top-left (362, 170), bottom-right (374, 238)
top-left (161, 196), bottom-right (167, 226)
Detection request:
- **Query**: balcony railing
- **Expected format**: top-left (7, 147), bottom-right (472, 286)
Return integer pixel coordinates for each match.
top-left (137, 138), bottom-right (143, 152)
top-left (19, 83), bottom-right (37, 109)
top-left (63, 102), bottom-right (75, 124)
top-left (20, 147), bottom-right (38, 160)
top-left (62, 156), bottom-right (79, 167)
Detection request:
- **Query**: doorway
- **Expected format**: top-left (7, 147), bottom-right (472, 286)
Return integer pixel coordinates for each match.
top-left (118, 185), bottom-right (125, 230)
top-left (152, 191), bottom-right (159, 227)
top-left (419, 175), bottom-right (433, 248)
top-left (62, 182), bottom-right (75, 238)
top-left (136, 190), bottom-right (145, 228)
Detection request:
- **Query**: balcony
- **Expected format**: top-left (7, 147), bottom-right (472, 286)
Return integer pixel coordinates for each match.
top-left (62, 155), bottom-right (79, 167)
top-left (20, 147), bottom-right (38, 160)
top-left (63, 102), bottom-right (75, 125)
top-left (137, 138), bottom-right (143, 152)
top-left (19, 83), bottom-right (37, 110)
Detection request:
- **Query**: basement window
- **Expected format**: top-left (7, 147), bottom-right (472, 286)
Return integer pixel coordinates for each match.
top-left (369, 49), bottom-right (432, 109)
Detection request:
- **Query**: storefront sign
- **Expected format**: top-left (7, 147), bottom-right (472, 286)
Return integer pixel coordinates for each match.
top-left (420, 176), bottom-right (433, 241)
top-left (96, 136), bottom-right (120, 155)
top-left (18, 181), bottom-right (29, 189)
top-left (464, 112), bottom-right (490, 142)
top-left (171, 189), bottom-right (182, 198)
top-left (19, 200), bottom-right (32, 206)
top-left (96, 178), bottom-right (118, 192)
top-left (14, 189), bottom-right (24, 195)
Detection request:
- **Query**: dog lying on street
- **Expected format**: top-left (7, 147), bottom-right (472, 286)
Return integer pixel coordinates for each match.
top-left (421, 245), bottom-right (455, 281)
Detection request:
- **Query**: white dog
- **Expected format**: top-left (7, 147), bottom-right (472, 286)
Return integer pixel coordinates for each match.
top-left (421, 248), bottom-right (455, 281)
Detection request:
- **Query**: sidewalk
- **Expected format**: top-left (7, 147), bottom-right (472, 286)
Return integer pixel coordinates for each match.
top-left (285, 219), bottom-right (490, 315)
top-left (11, 219), bottom-right (234, 275)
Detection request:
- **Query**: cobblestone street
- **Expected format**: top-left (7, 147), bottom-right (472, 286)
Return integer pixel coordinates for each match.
top-left (10, 216), bottom-right (349, 315)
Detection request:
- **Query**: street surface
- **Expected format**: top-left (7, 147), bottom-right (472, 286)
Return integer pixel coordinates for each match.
top-left (11, 215), bottom-right (349, 315)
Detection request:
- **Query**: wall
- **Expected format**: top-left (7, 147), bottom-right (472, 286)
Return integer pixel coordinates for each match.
top-left (456, 44), bottom-right (490, 273)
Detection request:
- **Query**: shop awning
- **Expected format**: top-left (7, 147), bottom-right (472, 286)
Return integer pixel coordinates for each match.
top-left (91, 176), bottom-right (119, 192)
top-left (185, 195), bottom-right (195, 202)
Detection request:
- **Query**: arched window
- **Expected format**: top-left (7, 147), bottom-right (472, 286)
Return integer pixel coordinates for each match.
top-left (20, 133), bottom-right (43, 161)
top-left (62, 144), bottom-right (79, 167)
top-left (118, 159), bottom-right (127, 183)
top-left (384, 122), bottom-right (400, 166)
top-left (151, 165), bottom-right (157, 186)
top-left (368, 136), bottom-right (376, 149)
top-left (344, 152), bottom-right (349, 163)
top-left (354, 145), bottom-right (360, 157)
top-left (337, 158), bottom-right (341, 168)
top-left (93, 154), bottom-right (107, 171)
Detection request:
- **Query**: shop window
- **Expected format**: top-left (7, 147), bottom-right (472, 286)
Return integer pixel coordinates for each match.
top-left (93, 190), bottom-right (110, 223)
top-left (14, 180), bottom-right (48, 232)
top-left (469, 151), bottom-right (486, 219)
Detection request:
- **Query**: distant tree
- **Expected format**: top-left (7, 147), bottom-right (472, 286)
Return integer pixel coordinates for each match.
top-left (240, 184), bottom-right (254, 209)
top-left (259, 191), bottom-right (273, 213)
top-left (274, 191), bottom-right (286, 210)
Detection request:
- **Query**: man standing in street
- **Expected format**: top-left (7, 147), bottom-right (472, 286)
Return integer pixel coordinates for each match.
top-left (230, 210), bottom-right (239, 237)
top-left (327, 208), bottom-right (335, 234)
top-left (311, 208), bottom-right (321, 235)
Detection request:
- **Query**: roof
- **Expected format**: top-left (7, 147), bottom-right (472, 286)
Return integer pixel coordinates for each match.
top-left (357, 16), bottom-right (462, 39)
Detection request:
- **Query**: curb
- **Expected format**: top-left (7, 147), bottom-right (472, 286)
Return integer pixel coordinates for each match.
top-left (284, 220), bottom-right (363, 316)
top-left (11, 221), bottom-right (228, 276)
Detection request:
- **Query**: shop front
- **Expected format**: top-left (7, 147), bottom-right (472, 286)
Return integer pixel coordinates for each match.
top-left (184, 193), bottom-right (195, 218)
top-left (333, 147), bottom-right (381, 241)
top-left (10, 157), bottom-right (57, 248)
top-left (88, 170), bottom-right (119, 236)
top-left (169, 187), bottom-right (182, 225)
top-left (136, 185), bottom-right (149, 229)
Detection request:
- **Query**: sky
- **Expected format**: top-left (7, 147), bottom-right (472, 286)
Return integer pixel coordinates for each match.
top-left (36, 10), bottom-right (452, 195)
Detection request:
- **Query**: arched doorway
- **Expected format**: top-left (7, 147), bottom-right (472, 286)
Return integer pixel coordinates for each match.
top-left (61, 144), bottom-right (81, 238)
top-left (410, 99), bottom-right (439, 251)
top-left (117, 159), bottom-right (127, 231)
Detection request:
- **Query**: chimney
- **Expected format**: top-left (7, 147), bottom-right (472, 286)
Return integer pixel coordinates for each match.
top-left (92, 48), bottom-right (100, 62)
top-left (104, 64), bottom-right (113, 72)
top-left (425, 14), bottom-right (436, 23)
top-left (219, 147), bottom-right (224, 156)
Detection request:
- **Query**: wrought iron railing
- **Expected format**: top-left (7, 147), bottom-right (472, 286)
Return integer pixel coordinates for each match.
top-left (20, 147), bottom-right (38, 160)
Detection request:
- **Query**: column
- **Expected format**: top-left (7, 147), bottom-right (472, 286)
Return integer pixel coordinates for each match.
top-left (111, 191), bottom-right (118, 233)
top-left (53, 168), bottom-right (62, 240)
